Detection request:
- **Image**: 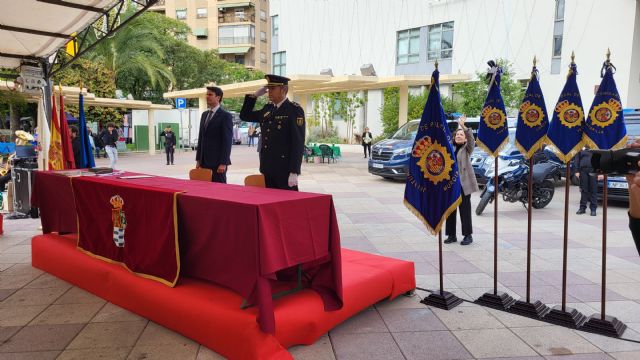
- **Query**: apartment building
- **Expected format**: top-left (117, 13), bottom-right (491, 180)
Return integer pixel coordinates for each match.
top-left (150, 0), bottom-right (271, 72)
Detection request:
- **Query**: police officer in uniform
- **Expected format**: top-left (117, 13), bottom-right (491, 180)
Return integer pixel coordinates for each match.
top-left (240, 75), bottom-right (305, 190)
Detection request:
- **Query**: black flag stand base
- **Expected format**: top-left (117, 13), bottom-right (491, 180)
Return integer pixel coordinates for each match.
top-left (475, 292), bottom-right (515, 310)
top-left (509, 300), bottom-right (551, 319)
top-left (544, 305), bottom-right (588, 329)
top-left (421, 291), bottom-right (463, 310)
top-left (582, 314), bottom-right (627, 337)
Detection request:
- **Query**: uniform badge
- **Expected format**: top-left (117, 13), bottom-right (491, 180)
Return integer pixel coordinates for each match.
top-left (589, 98), bottom-right (621, 128)
top-left (110, 195), bottom-right (126, 247)
top-left (277, 125), bottom-right (282, 129)
top-left (519, 101), bottom-right (544, 128)
top-left (263, 111), bottom-right (271, 118)
top-left (482, 106), bottom-right (506, 130)
top-left (412, 136), bottom-right (454, 185)
top-left (296, 117), bottom-right (304, 126)
top-left (555, 100), bottom-right (583, 129)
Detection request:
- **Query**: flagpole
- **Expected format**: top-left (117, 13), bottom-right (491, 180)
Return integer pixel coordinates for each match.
top-left (439, 231), bottom-right (444, 295)
top-left (493, 158), bottom-right (498, 295)
top-left (601, 174), bottom-right (607, 319)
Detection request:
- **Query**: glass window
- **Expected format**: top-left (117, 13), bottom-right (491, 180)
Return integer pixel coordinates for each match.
top-left (553, 35), bottom-right (563, 57)
top-left (555, 0), bottom-right (565, 21)
top-left (427, 21), bottom-right (454, 60)
top-left (176, 9), bottom-right (187, 20)
top-left (218, 25), bottom-right (255, 45)
top-left (396, 28), bottom-right (420, 65)
top-left (260, 31), bottom-right (267, 42)
top-left (196, 8), bottom-right (207, 18)
top-left (272, 15), bottom-right (279, 36)
top-left (260, 52), bottom-right (267, 63)
top-left (260, 10), bottom-right (267, 21)
top-left (273, 51), bottom-right (286, 75)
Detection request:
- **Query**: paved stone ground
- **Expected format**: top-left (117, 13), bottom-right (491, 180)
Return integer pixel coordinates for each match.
top-left (1, 144), bottom-right (639, 359)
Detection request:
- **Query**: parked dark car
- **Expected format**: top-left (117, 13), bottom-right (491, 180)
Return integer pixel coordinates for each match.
top-left (596, 109), bottom-right (640, 203)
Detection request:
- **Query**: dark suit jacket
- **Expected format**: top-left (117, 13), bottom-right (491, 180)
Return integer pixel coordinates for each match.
top-left (160, 131), bottom-right (176, 148)
top-left (240, 95), bottom-right (305, 176)
top-left (195, 107), bottom-right (233, 170)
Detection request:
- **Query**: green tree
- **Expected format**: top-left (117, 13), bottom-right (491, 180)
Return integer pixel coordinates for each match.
top-left (334, 92), bottom-right (365, 143)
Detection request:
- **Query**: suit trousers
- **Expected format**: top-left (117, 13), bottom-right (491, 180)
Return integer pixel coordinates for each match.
top-left (165, 146), bottom-right (174, 164)
top-left (210, 168), bottom-right (227, 183)
top-left (579, 170), bottom-right (597, 211)
top-left (264, 173), bottom-right (298, 191)
top-left (445, 191), bottom-right (472, 237)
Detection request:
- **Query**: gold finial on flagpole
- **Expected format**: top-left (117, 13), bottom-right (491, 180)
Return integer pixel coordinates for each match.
top-left (571, 51), bottom-right (575, 64)
top-left (58, 84), bottom-right (63, 95)
top-left (533, 56), bottom-right (537, 67)
top-left (434, 59), bottom-right (439, 70)
top-left (79, 80), bottom-right (83, 94)
top-left (606, 48), bottom-right (611, 62)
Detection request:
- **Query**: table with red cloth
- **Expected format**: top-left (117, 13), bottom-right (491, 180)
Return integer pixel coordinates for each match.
top-left (32, 171), bottom-right (343, 334)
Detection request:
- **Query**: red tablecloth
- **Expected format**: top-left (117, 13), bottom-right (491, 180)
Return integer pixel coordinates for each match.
top-left (31, 170), bottom-right (343, 334)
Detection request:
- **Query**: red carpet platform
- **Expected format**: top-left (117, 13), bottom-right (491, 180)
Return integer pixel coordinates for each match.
top-left (32, 234), bottom-right (416, 360)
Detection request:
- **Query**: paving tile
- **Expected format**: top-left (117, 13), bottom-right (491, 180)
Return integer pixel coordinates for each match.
top-left (375, 293), bottom-right (425, 311)
top-left (57, 347), bottom-right (131, 360)
top-left (609, 351), bottom-right (640, 360)
top-left (511, 326), bottom-right (601, 355)
top-left (127, 344), bottom-right (199, 360)
top-left (134, 321), bottom-right (198, 347)
top-left (576, 327), bottom-right (640, 353)
top-left (378, 308), bottom-right (447, 332)
top-left (195, 346), bottom-right (227, 360)
top-left (1, 287), bottom-right (68, 306)
top-left (288, 334), bottom-right (336, 360)
top-left (331, 332), bottom-right (404, 360)
top-left (453, 328), bottom-right (537, 358)
top-left (25, 273), bottom-right (72, 289)
top-left (566, 285), bottom-right (627, 302)
top-left (90, 302), bottom-right (145, 323)
top-left (54, 287), bottom-right (107, 305)
top-left (431, 305), bottom-right (505, 330)
top-left (0, 324), bottom-right (84, 352)
top-left (31, 302), bottom-right (104, 325)
top-left (0, 326), bottom-right (21, 343)
top-left (606, 283), bottom-right (640, 300)
top-left (510, 285), bottom-right (581, 304)
top-left (392, 330), bottom-right (472, 360)
top-left (0, 305), bottom-right (48, 326)
top-left (330, 309), bottom-right (388, 335)
top-left (0, 288), bottom-right (16, 301)
top-left (0, 274), bottom-right (40, 289)
top-left (66, 321), bottom-right (147, 349)
top-left (544, 354), bottom-right (614, 360)
top-left (0, 351), bottom-right (61, 360)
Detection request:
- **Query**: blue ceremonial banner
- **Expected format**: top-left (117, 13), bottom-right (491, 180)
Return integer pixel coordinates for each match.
top-left (477, 62), bottom-right (509, 157)
top-left (546, 61), bottom-right (585, 164)
top-left (78, 93), bottom-right (95, 168)
top-left (515, 63), bottom-right (549, 159)
top-left (584, 60), bottom-right (627, 150)
top-left (404, 69), bottom-right (461, 235)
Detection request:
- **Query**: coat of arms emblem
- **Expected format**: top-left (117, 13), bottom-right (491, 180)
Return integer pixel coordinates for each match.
top-left (110, 195), bottom-right (126, 247)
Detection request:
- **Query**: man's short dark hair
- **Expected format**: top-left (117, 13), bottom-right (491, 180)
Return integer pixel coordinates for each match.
top-left (70, 126), bottom-right (79, 134)
top-left (206, 86), bottom-right (224, 101)
top-left (106, 122), bottom-right (116, 128)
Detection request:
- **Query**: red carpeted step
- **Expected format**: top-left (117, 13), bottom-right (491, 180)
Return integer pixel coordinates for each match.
top-left (32, 234), bottom-right (415, 360)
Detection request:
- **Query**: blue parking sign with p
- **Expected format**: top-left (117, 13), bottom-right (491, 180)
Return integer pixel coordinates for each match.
top-left (176, 98), bottom-right (187, 109)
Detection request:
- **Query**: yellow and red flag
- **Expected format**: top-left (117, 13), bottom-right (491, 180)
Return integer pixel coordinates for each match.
top-left (59, 94), bottom-right (75, 169)
top-left (48, 96), bottom-right (64, 170)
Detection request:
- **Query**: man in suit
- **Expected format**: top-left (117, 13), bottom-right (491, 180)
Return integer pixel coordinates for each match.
top-left (240, 74), bottom-right (305, 191)
top-left (160, 125), bottom-right (176, 165)
top-left (196, 86), bottom-right (233, 183)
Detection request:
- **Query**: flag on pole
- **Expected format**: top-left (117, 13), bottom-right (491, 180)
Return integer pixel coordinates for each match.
top-left (59, 93), bottom-right (75, 169)
top-left (37, 97), bottom-right (50, 170)
top-left (515, 60), bottom-right (549, 159)
top-left (583, 53), bottom-right (627, 150)
top-left (546, 57), bottom-right (585, 163)
top-left (477, 61), bottom-right (510, 157)
top-left (404, 68), bottom-right (461, 235)
top-left (78, 93), bottom-right (95, 168)
top-left (48, 95), bottom-right (64, 170)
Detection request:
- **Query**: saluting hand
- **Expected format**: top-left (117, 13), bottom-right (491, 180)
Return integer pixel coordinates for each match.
top-left (254, 86), bottom-right (267, 97)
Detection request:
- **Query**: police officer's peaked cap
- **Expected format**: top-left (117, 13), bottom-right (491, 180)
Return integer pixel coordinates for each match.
top-left (265, 74), bottom-right (290, 86)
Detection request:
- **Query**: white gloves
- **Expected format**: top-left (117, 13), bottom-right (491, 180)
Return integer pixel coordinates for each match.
top-left (288, 173), bottom-right (298, 187)
top-left (254, 86), bottom-right (267, 97)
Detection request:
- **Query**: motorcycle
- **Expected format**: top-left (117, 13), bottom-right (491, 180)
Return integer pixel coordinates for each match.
top-left (475, 157), bottom-right (558, 215)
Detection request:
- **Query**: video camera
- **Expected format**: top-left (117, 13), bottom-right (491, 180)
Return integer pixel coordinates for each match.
top-left (590, 148), bottom-right (640, 175)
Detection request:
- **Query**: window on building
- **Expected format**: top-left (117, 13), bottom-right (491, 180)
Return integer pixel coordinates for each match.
top-left (196, 8), bottom-right (207, 19)
top-left (273, 51), bottom-right (286, 75)
top-left (427, 21), bottom-right (454, 60)
top-left (218, 25), bottom-right (255, 45)
top-left (260, 10), bottom-right (267, 21)
top-left (261, 52), bottom-right (267, 63)
top-left (272, 15), bottom-right (279, 36)
top-left (235, 55), bottom-right (245, 65)
top-left (176, 8), bottom-right (187, 20)
top-left (396, 28), bottom-right (420, 65)
top-left (551, 0), bottom-right (565, 74)
top-left (260, 31), bottom-right (267, 42)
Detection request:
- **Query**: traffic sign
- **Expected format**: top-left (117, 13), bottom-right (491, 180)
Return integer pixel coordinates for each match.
top-left (176, 98), bottom-right (187, 109)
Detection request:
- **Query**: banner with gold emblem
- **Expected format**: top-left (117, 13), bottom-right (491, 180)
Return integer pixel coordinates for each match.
top-left (404, 68), bottom-right (461, 235)
top-left (477, 61), bottom-right (510, 157)
top-left (546, 58), bottom-right (585, 164)
top-left (583, 55), bottom-right (627, 150)
top-left (515, 60), bottom-right (549, 159)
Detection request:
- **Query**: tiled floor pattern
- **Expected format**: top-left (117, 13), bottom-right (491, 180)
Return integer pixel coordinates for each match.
top-left (1, 145), bottom-right (639, 359)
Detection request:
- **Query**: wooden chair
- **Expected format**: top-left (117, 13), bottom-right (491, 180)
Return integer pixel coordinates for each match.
top-left (244, 174), bottom-right (266, 188)
top-left (189, 168), bottom-right (213, 182)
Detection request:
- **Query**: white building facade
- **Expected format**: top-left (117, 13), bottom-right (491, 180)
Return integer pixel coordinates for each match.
top-left (270, 0), bottom-right (640, 137)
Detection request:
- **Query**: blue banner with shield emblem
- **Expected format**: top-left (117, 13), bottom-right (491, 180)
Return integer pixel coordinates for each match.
top-left (404, 69), bottom-right (461, 235)
top-left (546, 61), bottom-right (585, 164)
top-left (477, 62), bottom-right (509, 157)
top-left (515, 63), bottom-right (549, 159)
top-left (583, 59), bottom-right (627, 150)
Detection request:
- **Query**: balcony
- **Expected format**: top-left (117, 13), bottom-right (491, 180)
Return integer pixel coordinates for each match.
top-left (218, 36), bottom-right (255, 45)
top-left (218, 13), bottom-right (256, 23)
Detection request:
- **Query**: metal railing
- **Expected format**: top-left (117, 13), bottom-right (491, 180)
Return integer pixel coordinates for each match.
top-left (218, 36), bottom-right (255, 45)
top-left (218, 14), bottom-right (256, 23)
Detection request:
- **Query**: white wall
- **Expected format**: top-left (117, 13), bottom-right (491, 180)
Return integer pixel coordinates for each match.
top-left (271, 0), bottom-right (639, 131)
